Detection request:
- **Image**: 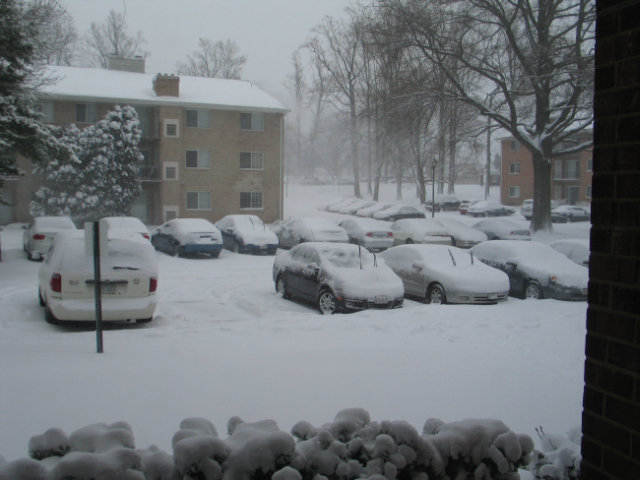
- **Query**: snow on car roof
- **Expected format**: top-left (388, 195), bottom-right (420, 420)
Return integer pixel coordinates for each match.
top-left (33, 216), bottom-right (76, 230)
top-left (341, 217), bottom-right (392, 230)
top-left (102, 217), bottom-right (148, 230)
top-left (171, 218), bottom-right (217, 231)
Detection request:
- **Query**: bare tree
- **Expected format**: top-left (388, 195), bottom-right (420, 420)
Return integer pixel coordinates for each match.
top-left (24, 0), bottom-right (77, 65)
top-left (81, 9), bottom-right (147, 68)
top-left (380, 0), bottom-right (595, 231)
top-left (177, 38), bottom-right (247, 79)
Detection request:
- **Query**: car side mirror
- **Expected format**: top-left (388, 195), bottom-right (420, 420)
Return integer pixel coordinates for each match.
top-left (412, 261), bottom-right (424, 271)
top-left (309, 262), bottom-right (320, 273)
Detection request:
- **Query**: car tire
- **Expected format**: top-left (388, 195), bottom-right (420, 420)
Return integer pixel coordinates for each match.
top-left (426, 283), bottom-right (446, 304)
top-left (38, 289), bottom-right (46, 307)
top-left (317, 289), bottom-right (337, 315)
top-left (276, 275), bottom-right (290, 299)
top-left (524, 281), bottom-right (542, 299)
top-left (232, 240), bottom-right (240, 253)
top-left (211, 251), bottom-right (220, 258)
top-left (45, 307), bottom-right (59, 325)
top-left (405, 238), bottom-right (414, 244)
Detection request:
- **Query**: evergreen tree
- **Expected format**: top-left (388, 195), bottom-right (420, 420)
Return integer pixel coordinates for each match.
top-left (32, 105), bottom-right (143, 221)
top-left (0, 0), bottom-right (70, 189)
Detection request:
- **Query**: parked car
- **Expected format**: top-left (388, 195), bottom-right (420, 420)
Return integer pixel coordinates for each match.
top-left (458, 200), bottom-right (474, 215)
top-left (151, 218), bottom-right (223, 257)
top-left (467, 201), bottom-right (515, 217)
top-left (325, 198), bottom-right (359, 213)
top-left (373, 204), bottom-right (426, 222)
top-left (338, 217), bottom-right (394, 252)
top-left (472, 218), bottom-right (531, 240)
top-left (424, 194), bottom-right (461, 212)
top-left (549, 238), bottom-right (590, 267)
top-left (23, 216), bottom-right (77, 261)
top-left (338, 200), bottom-right (377, 215)
top-left (215, 214), bottom-right (278, 254)
top-left (470, 240), bottom-right (588, 300)
top-left (433, 217), bottom-right (488, 248)
top-left (389, 218), bottom-right (452, 246)
top-left (520, 199), bottom-right (561, 220)
top-left (275, 217), bottom-right (349, 249)
top-left (38, 230), bottom-right (158, 324)
top-left (356, 202), bottom-right (394, 217)
top-left (273, 242), bottom-right (404, 314)
top-left (550, 205), bottom-right (590, 223)
top-left (380, 244), bottom-right (509, 304)
top-left (101, 216), bottom-right (150, 240)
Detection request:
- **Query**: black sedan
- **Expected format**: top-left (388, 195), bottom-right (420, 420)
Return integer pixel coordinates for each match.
top-left (272, 242), bottom-right (404, 314)
top-left (550, 205), bottom-right (591, 223)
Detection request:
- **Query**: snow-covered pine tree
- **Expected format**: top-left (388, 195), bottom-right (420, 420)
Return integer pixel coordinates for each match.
top-left (32, 105), bottom-right (143, 222)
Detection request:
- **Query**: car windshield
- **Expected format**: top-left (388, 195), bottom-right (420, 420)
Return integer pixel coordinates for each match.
top-left (235, 216), bottom-right (264, 230)
top-left (318, 246), bottom-right (376, 269)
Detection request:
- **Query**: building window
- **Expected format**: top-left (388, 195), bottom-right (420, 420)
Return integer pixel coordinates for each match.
top-left (240, 152), bottom-right (264, 170)
top-left (240, 192), bottom-right (263, 210)
top-left (567, 159), bottom-right (580, 179)
top-left (185, 150), bottom-right (211, 169)
top-left (510, 140), bottom-right (520, 151)
top-left (185, 109), bottom-right (211, 128)
top-left (163, 206), bottom-right (178, 221)
top-left (587, 157), bottom-right (593, 172)
top-left (38, 101), bottom-right (54, 122)
top-left (509, 163), bottom-right (520, 174)
top-left (164, 162), bottom-right (178, 180)
top-left (164, 119), bottom-right (179, 137)
top-left (508, 186), bottom-right (520, 198)
top-left (75, 103), bottom-right (96, 123)
top-left (240, 112), bottom-right (264, 131)
top-left (586, 186), bottom-right (592, 199)
top-left (186, 191), bottom-right (211, 210)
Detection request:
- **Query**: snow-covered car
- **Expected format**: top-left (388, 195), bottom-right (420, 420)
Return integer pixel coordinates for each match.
top-left (275, 217), bottom-right (348, 249)
top-left (550, 205), bottom-right (590, 223)
top-left (458, 200), bottom-right (474, 215)
top-left (337, 199), bottom-right (377, 215)
top-left (38, 230), bottom-right (158, 324)
top-left (549, 238), bottom-right (590, 267)
top-left (389, 218), bottom-right (452, 246)
top-left (433, 217), bottom-right (488, 248)
top-left (101, 216), bottom-right (150, 240)
top-left (151, 218), bottom-right (223, 257)
top-left (272, 242), bottom-right (404, 314)
top-left (356, 202), bottom-right (394, 217)
top-left (467, 201), bottom-right (515, 217)
top-left (472, 218), bottom-right (531, 241)
top-left (215, 214), bottom-right (278, 255)
top-left (373, 204), bottom-right (426, 222)
top-left (338, 217), bottom-right (394, 252)
top-left (23, 216), bottom-right (77, 261)
top-left (424, 194), bottom-right (461, 212)
top-left (520, 199), bottom-right (561, 220)
top-left (471, 240), bottom-right (588, 300)
top-left (325, 198), bottom-right (359, 213)
top-left (380, 244), bottom-right (509, 304)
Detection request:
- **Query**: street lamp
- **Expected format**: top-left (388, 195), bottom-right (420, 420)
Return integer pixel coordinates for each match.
top-left (431, 159), bottom-right (438, 218)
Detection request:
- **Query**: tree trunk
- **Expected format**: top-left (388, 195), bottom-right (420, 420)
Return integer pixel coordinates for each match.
top-left (350, 100), bottom-right (361, 198)
top-left (531, 152), bottom-right (553, 232)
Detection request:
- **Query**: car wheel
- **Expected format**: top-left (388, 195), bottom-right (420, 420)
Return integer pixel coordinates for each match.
top-left (405, 238), bottom-right (414, 244)
top-left (317, 289), bottom-right (337, 315)
top-left (524, 281), bottom-right (542, 299)
top-left (211, 251), bottom-right (220, 258)
top-left (232, 240), bottom-right (240, 253)
top-left (38, 289), bottom-right (46, 307)
top-left (45, 307), bottom-right (59, 325)
top-left (426, 284), bottom-right (446, 304)
top-left (276, 275), bottom-right (291, 299)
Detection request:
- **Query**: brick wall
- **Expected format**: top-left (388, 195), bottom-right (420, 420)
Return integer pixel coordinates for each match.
top-left (581, 1), bottom-right (640, 479)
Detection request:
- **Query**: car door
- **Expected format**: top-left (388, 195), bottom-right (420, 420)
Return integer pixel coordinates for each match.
top-left (218, 219), bottom-right (235, 250)
top-left (285, 246), bottom-right (319, 300)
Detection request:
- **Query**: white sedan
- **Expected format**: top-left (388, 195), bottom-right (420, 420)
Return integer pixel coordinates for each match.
top-left (274, 217), bottom-right (348, 249)
top-left (338, 217), bottom-right (394, 252)
top-left (23, 216), bottom-right (77, 261)
top-left (389, 218), bottom-right (452, 246)
top-left (38, 231), bottom-right (158, 324)
top-left (433, 217), bottom-right (487, 248)
top-left (380, 244), bottom-right (510, 304)
top-left (101, 216), bottom-right (150, 240)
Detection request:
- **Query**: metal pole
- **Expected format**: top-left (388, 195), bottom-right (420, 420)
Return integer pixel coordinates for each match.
top-left (93, 221), bottom-right (103, 353)
top-left (432, 161), bottom-right (436, 218)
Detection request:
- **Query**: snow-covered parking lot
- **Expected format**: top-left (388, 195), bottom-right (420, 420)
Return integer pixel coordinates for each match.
top-left (0, 184), bottom-right (588, 465)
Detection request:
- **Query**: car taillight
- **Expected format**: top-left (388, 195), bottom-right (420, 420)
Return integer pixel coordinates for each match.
top-left (149, 278), bottom-right (158, 292)
top-left (387, 232), bottom-right (393, 237)
top-left (33, 234), bottom-right (46, 240)
top-left (366, 232), bottom-right (373, 237)
top-left (50, 273), bottom-right (62, 293)
top-left (142, 234), bottom-right (150, 240)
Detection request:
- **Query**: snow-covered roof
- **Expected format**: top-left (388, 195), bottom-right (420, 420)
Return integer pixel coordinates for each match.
top-left (38, 66), bottom-right (289, 113)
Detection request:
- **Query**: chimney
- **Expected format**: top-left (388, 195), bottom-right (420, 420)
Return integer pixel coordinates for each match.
top-left (108, 55), bottom-right (145, 73)
top-left (153, 74), bottom-right (180, 97)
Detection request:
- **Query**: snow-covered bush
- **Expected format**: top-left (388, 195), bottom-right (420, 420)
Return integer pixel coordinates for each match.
top-left (0, 409), bottom-right (535, 480)
top-left (526, 426), bottom-right (581, 480)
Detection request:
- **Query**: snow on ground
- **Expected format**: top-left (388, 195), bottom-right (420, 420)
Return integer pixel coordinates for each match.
top-left (0, 183), bottom-right (588, 463)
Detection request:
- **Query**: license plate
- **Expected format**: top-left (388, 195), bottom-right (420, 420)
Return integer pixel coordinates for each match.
top-left (374, 296), bottom-right (388, 304)
top-left (101, 283), bottom-right (118, 295)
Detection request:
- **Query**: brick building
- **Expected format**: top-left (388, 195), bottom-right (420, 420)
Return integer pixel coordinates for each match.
top-left (581, 0), bottom-right (640, 478)
top-left (0, 59), bottom-right (288, 225)
top-left (500, 132), bottom-right (593, 207)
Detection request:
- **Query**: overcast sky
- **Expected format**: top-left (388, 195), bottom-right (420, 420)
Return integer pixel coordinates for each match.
top-left (64, 0), bottom-right (354, 101)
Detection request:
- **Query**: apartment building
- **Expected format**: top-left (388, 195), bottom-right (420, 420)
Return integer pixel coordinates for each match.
top-left (500, 132), bottom-right (593, 206)
top-left (1, 58), bottom-right (288, 225)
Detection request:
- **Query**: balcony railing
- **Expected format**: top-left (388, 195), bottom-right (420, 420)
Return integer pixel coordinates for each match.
top-left (139, 165), bottom-right (161, 182)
